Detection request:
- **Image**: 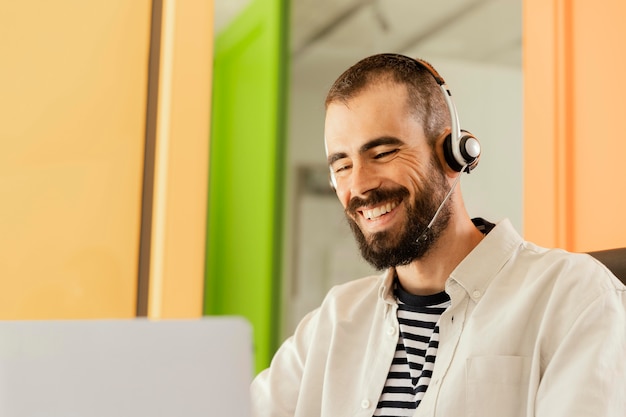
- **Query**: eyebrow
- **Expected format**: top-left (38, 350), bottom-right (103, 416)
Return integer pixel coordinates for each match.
top-left (327, 136), bottom-right (405, 166)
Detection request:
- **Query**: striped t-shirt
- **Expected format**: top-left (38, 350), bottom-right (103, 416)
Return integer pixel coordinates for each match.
top-left (373, 285), bottom-right (451, 416)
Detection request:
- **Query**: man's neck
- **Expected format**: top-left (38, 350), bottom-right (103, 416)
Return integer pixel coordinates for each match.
top-left (395, 217), bottom-right (485, 296)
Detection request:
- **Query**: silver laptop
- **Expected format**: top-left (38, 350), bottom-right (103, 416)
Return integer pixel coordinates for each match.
top-left (0, 317), bottom-right (253, 416)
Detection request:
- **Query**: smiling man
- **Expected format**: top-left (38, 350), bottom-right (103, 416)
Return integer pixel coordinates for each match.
top-left (250, 54), bottom-right (626, 417)
top-left (325, 78), bottom-right (477, 275)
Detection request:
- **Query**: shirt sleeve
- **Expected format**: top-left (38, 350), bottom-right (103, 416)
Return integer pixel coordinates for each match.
top-left (250, 308), bottom-right (319, 417)
top-left (535, 287), bottom-right (626, 416)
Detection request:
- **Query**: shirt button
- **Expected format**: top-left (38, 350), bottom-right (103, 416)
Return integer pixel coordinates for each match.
top-left (361, 399), bottom-right (370, 409)
top-left (472, 290), bottom-right (482, 299)
top-left (387, 326), bottom-right (396, 336)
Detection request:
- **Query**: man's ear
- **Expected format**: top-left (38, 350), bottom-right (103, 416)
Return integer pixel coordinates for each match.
top-left (434, 129), bottom-right (458, 178)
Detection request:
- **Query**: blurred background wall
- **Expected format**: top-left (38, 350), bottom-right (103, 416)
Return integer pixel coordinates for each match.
top-left (0, 0), bottom-right (213, 319)
top-left (1, 1), bottom-right (154, 318)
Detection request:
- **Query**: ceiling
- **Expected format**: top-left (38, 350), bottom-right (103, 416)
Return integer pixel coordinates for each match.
top-left (291, 0), bottom-right (521, 64)
top-left (216, 0), bottom-right (521, 83)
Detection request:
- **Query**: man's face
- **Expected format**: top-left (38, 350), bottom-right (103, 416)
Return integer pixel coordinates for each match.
top-left (324, 82), bottom-right (452, 269)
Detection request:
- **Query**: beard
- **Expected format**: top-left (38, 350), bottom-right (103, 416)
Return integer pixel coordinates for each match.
top-left (345, 157), bottom-right (453, 270)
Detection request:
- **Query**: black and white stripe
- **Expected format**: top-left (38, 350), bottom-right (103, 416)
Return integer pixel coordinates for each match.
top-left (374, 287), bottom-right (450, 417)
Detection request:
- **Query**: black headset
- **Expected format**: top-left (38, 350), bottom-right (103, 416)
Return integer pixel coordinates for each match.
top-left (410, 57), bottom-right (481, 173)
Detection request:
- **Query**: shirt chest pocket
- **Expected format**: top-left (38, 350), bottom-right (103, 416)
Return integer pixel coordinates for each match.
top-left (466, 355), bottom-right (530, 417)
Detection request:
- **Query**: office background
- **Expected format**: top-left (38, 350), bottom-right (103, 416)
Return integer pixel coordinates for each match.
top-left (1, 0), bottom-right (625, 372)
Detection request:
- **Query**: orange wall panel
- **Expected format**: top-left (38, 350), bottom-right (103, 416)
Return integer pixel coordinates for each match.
top-left (570, 1), bottom-right (626, 251)
top-left (523, 0), bottom-right (561, 246)
top-left (524, 0), bottom-right (626, 252)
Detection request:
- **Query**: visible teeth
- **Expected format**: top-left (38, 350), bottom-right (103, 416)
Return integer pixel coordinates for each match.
top-left (363, 201), bottom-right (398, 220)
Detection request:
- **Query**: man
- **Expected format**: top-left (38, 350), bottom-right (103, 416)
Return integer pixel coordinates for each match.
top-left (251, 53), bottom-right (626, 416)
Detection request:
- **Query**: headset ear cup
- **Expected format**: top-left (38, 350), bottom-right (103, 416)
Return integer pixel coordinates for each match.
top-left (443, 133), bottom-right (465, 172)
top-left (460, 130), bottom-right (481, 171)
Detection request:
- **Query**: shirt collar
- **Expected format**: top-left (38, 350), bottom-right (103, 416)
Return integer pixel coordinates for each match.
top-left (447, 218), bottom-right (523, 297)
top-left (378, 268), bottom-right (397, 305)
top-left (376, 218), bottom-right (522, 302)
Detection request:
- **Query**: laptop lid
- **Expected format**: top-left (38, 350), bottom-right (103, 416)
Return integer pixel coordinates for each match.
top-left (0, 317), bottom-right (253, 417)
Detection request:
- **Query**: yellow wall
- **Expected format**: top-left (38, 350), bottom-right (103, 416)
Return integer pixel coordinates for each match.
top-left (147, 0), bottom-right (213, 318)
top-left (0, 0), bottom-right (213, 319)
top-left (524, 0), bottom-right (626, 252)
top-left (0, 1), bottom-right (152, 318)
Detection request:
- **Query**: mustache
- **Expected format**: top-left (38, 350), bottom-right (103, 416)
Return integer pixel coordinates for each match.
top-left (346, 186), bottom-right (410, 216)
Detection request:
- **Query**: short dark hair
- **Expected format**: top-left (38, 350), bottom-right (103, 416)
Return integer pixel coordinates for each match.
top-left (325, 53), bottom-right (449, 146)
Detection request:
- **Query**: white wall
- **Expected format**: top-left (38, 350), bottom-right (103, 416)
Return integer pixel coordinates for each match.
top-left (283, 56), bottom-right (523, 337)
top-left (431, 57), bottom-right (523, 230)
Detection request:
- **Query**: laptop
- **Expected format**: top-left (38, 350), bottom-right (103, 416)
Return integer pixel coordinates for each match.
top-left (0, 317), bottom-right (253, 417)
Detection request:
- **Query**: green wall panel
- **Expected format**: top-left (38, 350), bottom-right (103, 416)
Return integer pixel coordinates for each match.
top-left (205, 0), bottom-right (288, 373)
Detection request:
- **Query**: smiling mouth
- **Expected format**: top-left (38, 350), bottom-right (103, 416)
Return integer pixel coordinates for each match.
top-left (360, 200), bottom-right (400, 220)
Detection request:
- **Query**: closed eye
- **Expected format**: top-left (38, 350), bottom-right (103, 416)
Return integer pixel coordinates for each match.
top-left (374, 149), bottom-right (399, 159)
top-left (332, 162), bottom-right (352, 173)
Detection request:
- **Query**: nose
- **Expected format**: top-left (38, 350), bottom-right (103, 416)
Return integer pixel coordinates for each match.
top-left (349, 162), bottom-right (380, 199)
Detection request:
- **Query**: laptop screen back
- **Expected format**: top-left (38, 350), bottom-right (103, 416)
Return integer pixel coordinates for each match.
top-left (0, 317), bottom-right (253, 417)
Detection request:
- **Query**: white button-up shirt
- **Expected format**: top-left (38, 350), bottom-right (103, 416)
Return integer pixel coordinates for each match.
top-left (251, 219), bottom-right (626, 416)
